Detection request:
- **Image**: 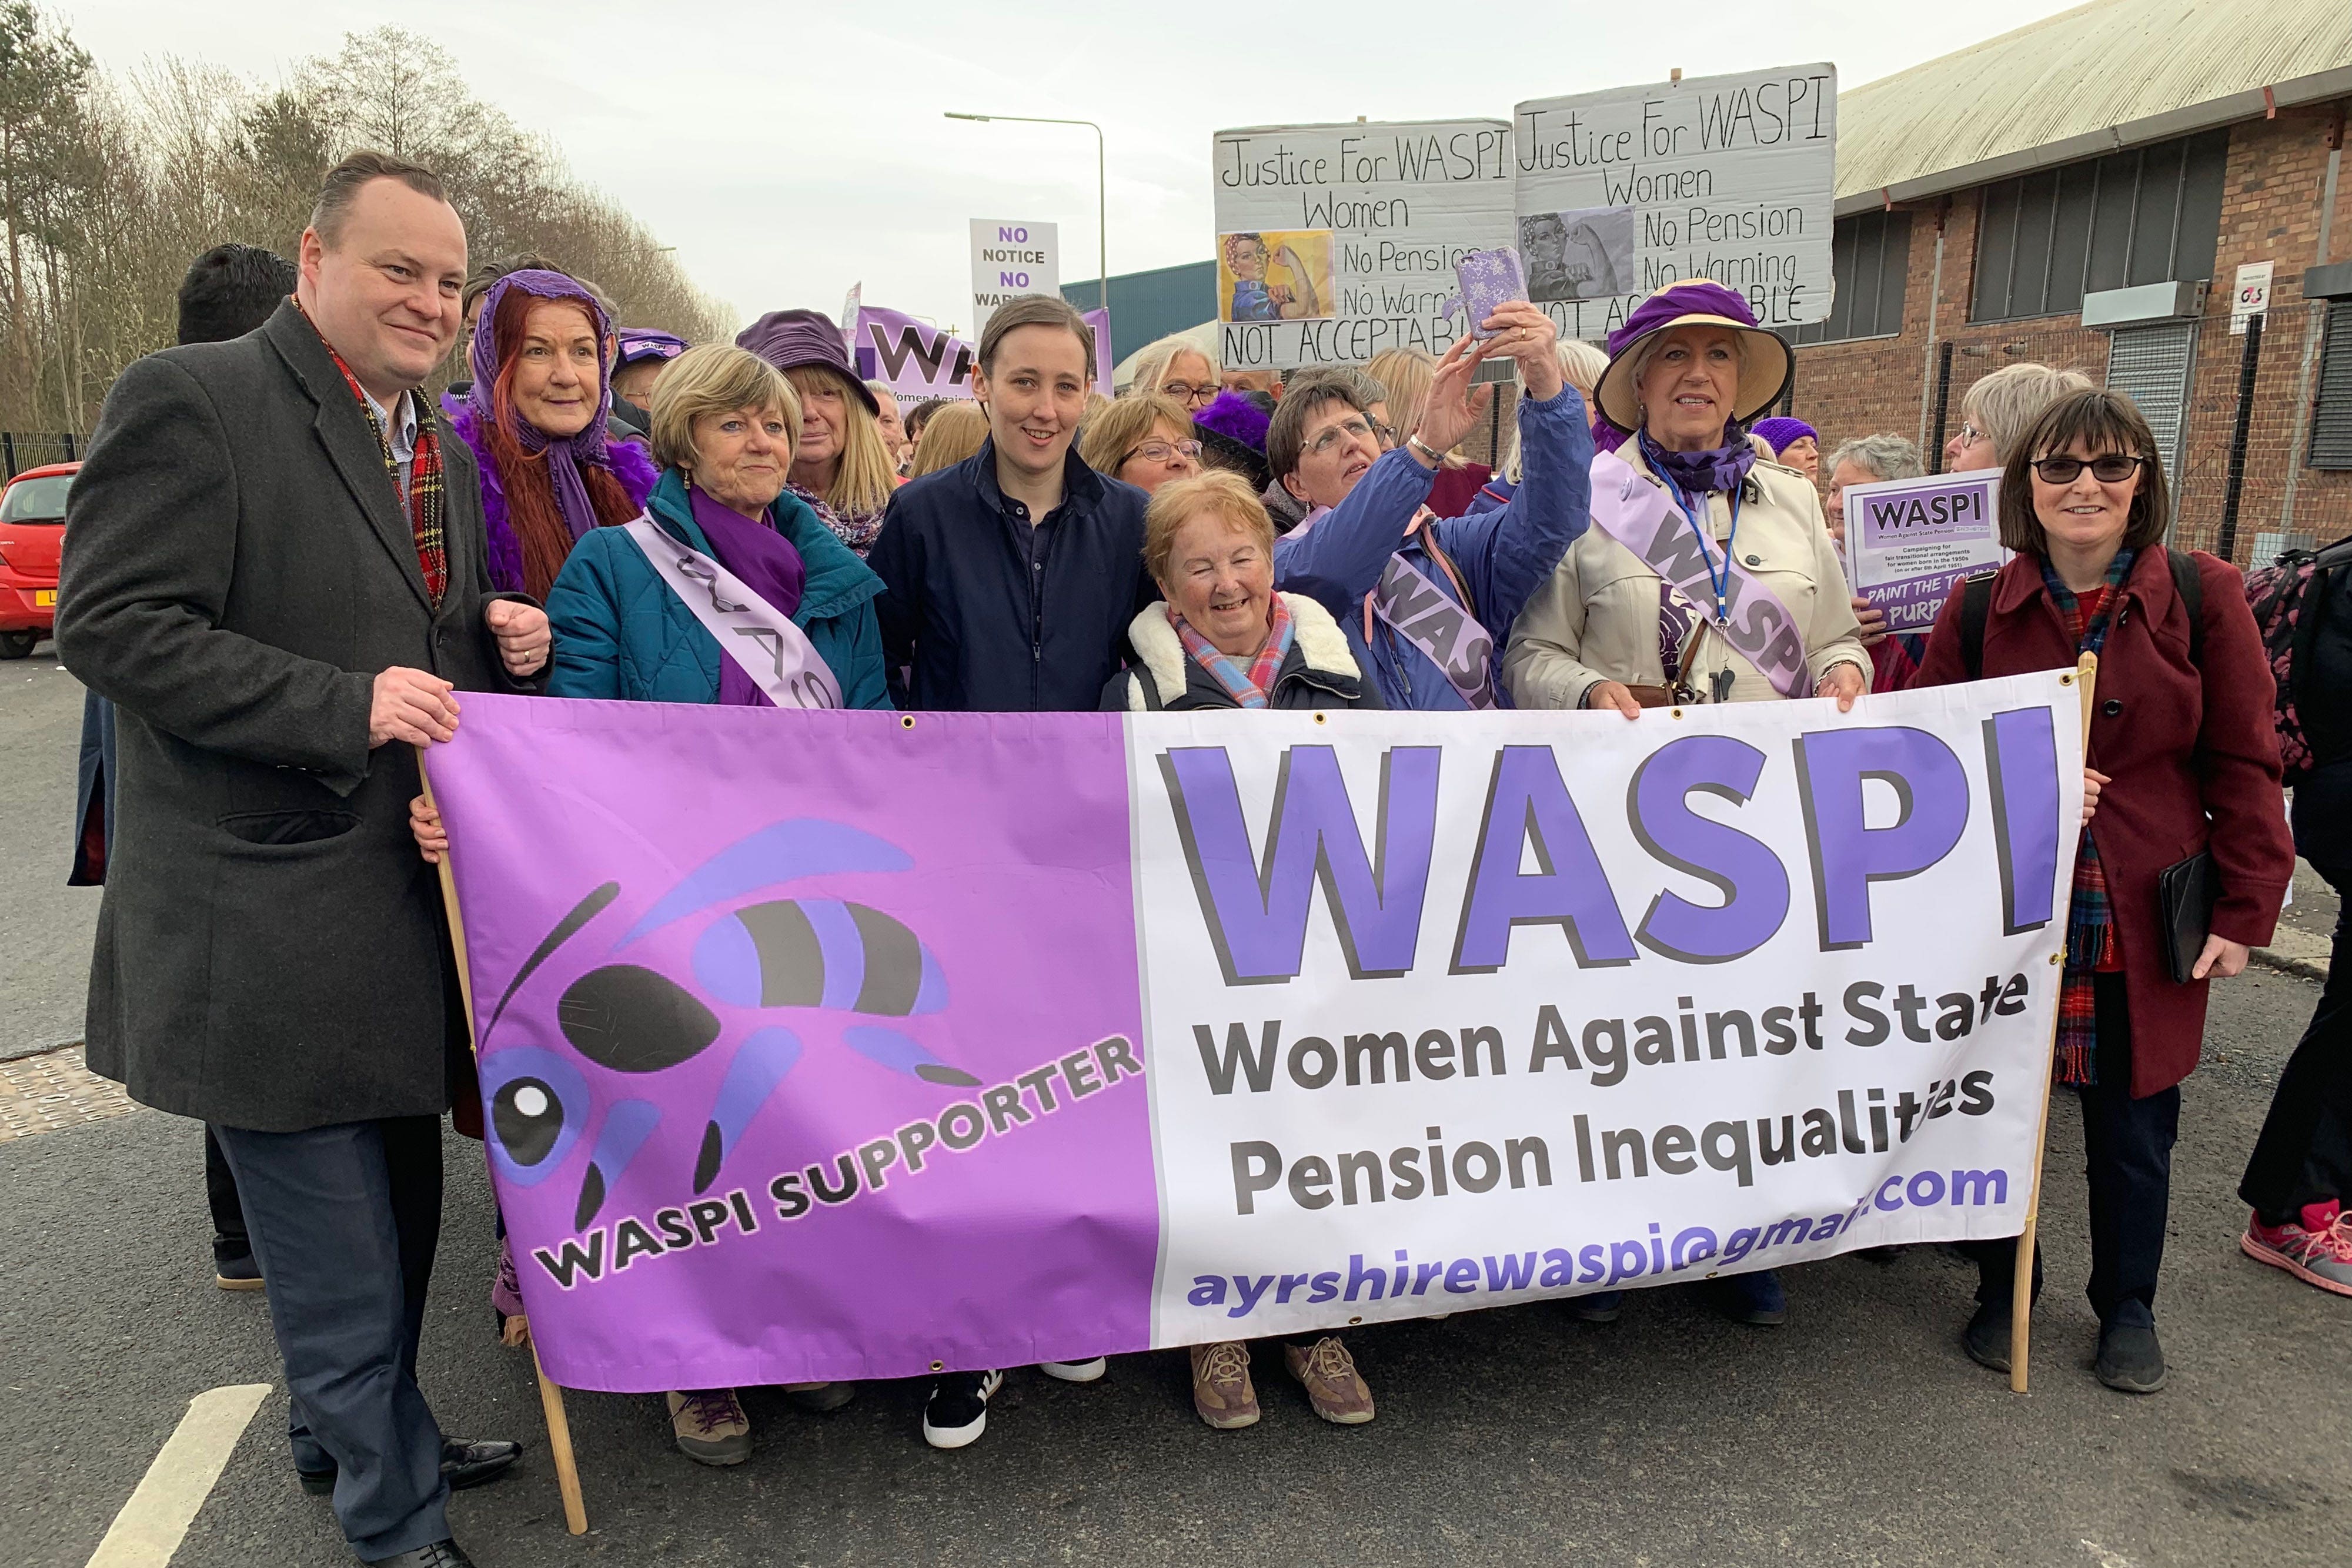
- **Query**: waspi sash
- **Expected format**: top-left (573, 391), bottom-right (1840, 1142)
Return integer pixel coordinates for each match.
top-left (1585, 450), bottom-right (1812, 700)
top-left (1370, 547), bottom-right (1496, 709)
top-left (621, 516), bottom-right (843, 710)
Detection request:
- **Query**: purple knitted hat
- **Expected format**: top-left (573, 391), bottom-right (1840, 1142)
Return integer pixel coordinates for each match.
top-left (1750, 416), bottom-right (1818, 454)
top-left (1592, 279), bottom-right (1793, 433)
top-left (736, 309), bottom-right (878, 414)
top-left (1194, 388), bottom-right (1271, 453)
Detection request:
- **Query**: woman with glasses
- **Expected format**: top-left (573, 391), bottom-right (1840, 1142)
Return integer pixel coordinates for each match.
top-left (1079, 393), bottom-right (1202, 494)
top-left (1913, 388), bottom-right (2292, 1395)
top-left (1125, 334), bottom-right (1222, 415)
top-left (1945, 362), bottom-right (2094, 473)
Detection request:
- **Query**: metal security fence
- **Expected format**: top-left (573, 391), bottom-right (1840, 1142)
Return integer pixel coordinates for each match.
top-left (1, 433), bottom-right (79, 477)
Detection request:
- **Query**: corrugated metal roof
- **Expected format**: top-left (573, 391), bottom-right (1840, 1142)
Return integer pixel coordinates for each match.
top-left (1836, 0), bottom-right (2352, 203)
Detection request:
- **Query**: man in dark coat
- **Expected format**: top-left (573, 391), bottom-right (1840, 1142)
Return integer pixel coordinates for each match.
top-left (71, 241), bottom-right (302, 1295)
top-left (56, 152), bottom-right (547, 1568)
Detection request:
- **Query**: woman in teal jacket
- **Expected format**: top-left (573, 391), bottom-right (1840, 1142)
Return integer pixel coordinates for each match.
top-left (539, 344), bottom-right (884, 1470)
top-left (546, 345), bottom-right (890, 710)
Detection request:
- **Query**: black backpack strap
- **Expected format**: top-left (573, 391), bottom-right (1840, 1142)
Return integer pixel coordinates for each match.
top-left (2166, 547), bottom-right (2203, 669)
top-left (1959, 570), bottom-right (1997, 681)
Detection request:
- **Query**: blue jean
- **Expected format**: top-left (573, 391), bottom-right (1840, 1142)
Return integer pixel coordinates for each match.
top-left (212, 1115), bottom-right (449, 1560)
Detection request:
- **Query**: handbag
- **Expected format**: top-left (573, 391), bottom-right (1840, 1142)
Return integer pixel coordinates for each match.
top-left (2156, 850), bottom-right (2220, 985)
top-left (1625, 623), bottom-right (1704, 709)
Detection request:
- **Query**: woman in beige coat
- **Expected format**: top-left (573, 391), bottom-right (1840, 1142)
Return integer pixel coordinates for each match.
top-left (1501, 281), bottom-right (1865, 1330)
top-left (1504, 280), bottom-right (1866, 717)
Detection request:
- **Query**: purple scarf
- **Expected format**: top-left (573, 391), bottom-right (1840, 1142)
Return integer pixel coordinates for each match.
top-left (687, 484), bottom-right (807, 708)
top-left (462, 269), bottom-right (657, 590)
top-left (1636, 421), bottom-right (1756, 505)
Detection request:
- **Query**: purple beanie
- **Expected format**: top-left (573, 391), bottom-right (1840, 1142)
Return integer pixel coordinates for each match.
top-left (1750, 416), bottom-right (1818, 454)
top-left (1194, 389), bottom-right (1271, 453)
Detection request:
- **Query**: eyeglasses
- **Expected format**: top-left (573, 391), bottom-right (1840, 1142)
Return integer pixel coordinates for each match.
top-left (1160, 383), bottom-right (1218, 406)
top-left (1120, 438), bottom-right (1202, 467)
top-left (2029, 453), bottom-right (2147, 484)
top-left (1957, 422), bottom-right (1988, 446)
top-left (1307, 417), bottom-right (1392, 459)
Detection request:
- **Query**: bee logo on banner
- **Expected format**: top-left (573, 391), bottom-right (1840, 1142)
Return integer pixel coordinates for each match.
top-left (1213, 119), bottom-right (1514, 373)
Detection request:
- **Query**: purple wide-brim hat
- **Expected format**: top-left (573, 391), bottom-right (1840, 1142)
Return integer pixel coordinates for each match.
top-left (1592, 279), bottom-right (1793, 434)
top-left (736, 308), bottom-right (878, 414)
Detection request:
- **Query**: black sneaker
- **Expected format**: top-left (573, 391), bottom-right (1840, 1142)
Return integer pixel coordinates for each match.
top-left (1961, 1301), bottom-right (2012, 1372)
top-left (921, 1369), bottom-right (1003, 1450)
top-left (2095, 1320), bottom-right (2167, 1393)
top-left (1569, 1290), bottom-right (1623, 1323)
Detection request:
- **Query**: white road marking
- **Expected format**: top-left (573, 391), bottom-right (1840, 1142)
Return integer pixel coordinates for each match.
top-left (84, 1383), bottom-right (272, 1568)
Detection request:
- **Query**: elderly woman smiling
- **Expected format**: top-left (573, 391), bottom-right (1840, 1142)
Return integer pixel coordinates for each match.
top-left (1101, 469), bottom-right (1380, 1430)
top-left (1103, 470), bottom-right (1378, 714)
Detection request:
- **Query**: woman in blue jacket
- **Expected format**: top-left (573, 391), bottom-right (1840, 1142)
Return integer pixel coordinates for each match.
top-left (544, 344), bottom-right (889, 710)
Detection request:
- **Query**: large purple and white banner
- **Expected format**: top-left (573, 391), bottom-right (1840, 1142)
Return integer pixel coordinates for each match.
top-left (853, 302), bottom-right (1112, 403)
top-left (426, 673), bottom-right (2081, 1393)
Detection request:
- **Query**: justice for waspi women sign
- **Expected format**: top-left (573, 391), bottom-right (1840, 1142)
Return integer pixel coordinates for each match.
top-left (426, 676), bottom-right (2080, 1393)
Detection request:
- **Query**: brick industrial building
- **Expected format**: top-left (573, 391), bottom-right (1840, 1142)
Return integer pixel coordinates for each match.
top-left (1803, 0), bottom-right (2351, 561)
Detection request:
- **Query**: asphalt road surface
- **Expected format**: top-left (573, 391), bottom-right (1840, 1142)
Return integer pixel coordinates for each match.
top-left (0, 638), bottom-right (102, 1057)
top-left (5, 964), bottom-right (2341, 1568)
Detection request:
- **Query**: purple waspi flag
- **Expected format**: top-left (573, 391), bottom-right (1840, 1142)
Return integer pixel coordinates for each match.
top-left (429, 680), bottom-right (2080, 1393)
top-left (854, 301), bottom-right (1112, 401)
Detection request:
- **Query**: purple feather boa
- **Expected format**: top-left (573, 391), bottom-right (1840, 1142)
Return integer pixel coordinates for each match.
top-left (444, 392), bottom-right (659, 593)
top-left (1195, 389), bottom-right (1271, 453)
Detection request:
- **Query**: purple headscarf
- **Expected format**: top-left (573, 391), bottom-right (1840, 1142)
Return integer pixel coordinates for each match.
top-left (455, 269), bottom-right (657, 590)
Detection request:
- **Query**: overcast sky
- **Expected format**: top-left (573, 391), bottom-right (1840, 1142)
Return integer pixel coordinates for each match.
top-left (69, 0), bottom-right (2079, 332)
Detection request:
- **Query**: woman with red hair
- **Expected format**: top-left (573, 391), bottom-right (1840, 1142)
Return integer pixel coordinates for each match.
top-left (447, 269), bottom-right (657, 598)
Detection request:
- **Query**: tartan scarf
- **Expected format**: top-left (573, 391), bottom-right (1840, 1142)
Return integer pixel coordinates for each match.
top-left (298, 300), bottom-right (448, 607)
top-left (2043, 547), bottom-right (2136, 1086)
top-left (1170, 593), bottom-right (1294, 708)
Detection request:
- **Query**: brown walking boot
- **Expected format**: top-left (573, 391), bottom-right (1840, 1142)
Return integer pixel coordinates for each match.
top-left (1189, 1340), bottom-right (1261, 1429)
top-left (1282, 1335), bottom-right (1374, 1425)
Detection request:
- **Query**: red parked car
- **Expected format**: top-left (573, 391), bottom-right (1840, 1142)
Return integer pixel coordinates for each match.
top-left (0, 460), bottom-right (75, 658)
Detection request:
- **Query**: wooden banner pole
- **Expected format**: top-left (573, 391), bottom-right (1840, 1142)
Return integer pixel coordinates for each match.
top-left (417, 750), bottom-right (591, 1536)
top-left (2009, 651), bottom-right (2098, 1394)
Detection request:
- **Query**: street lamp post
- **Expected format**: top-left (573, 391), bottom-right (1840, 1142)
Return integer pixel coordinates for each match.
top-left (944, 112), bottom-right (1107, 310)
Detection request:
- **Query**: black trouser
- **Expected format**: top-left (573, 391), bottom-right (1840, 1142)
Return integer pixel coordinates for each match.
top-left (212, 1115), bottom-right (450, 1562)
top-left (1969, 974), bottom-right (2180, 1328)
top-left (2240, 860), bottom-right (2352, 1219)
top-left (203, 1125), bottom-right (251, 1268)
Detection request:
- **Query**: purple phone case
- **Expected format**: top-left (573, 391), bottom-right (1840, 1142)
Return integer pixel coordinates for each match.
top-left (1442, 248), bottom-right (1529, 339)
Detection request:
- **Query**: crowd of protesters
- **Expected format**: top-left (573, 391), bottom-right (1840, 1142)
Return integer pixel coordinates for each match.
top-left (46, 149), bottom-right (2350, 1568)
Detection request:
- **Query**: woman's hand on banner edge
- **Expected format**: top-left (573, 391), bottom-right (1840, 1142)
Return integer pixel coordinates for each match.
top-left (409, 793), bottom-right (448, 865)
top-left (370, 667), bottom-right (459, 748)
top-left (2082, 767), bottom-right (2110, 827)
top-left (1816, 661), bottom-right (1866, 712)
top-left (486, 599), bottom-right (552, 677)
top-left (1411, 336), bottom-right (1492, 460)
top-left (2191, 933), bottom-right (2250, 981)
top-left (1480, 302), bottom-right (1563, 402)
top-left (1585, 680), bottom-right (1643, 719)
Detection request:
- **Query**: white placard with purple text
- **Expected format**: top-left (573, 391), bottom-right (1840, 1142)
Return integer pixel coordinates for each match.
top-left (1841, 468), bottom-right (2007, 634)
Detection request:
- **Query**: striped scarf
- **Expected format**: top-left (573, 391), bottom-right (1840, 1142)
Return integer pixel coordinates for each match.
top-left (1171, 593), bottom-right (1294, 708)
top-left (301, 302), bottom-right (448, 606)
top-left (2044, 548), bottom-right (2136, 1086)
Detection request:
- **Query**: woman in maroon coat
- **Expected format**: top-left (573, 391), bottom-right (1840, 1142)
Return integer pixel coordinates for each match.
top-left (1913, 389), bottom-right (2293, 1395)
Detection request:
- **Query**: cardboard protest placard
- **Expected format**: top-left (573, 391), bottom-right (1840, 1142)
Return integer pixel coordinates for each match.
top-left (1212, 120), bottom-right (1515, 372)
top-left (1514, 65), bottom-right (1837, 338)
top-left (970, 219), bottom-right (1059, 333)
top-left (1841, 468), bottom-right (2007, 632)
